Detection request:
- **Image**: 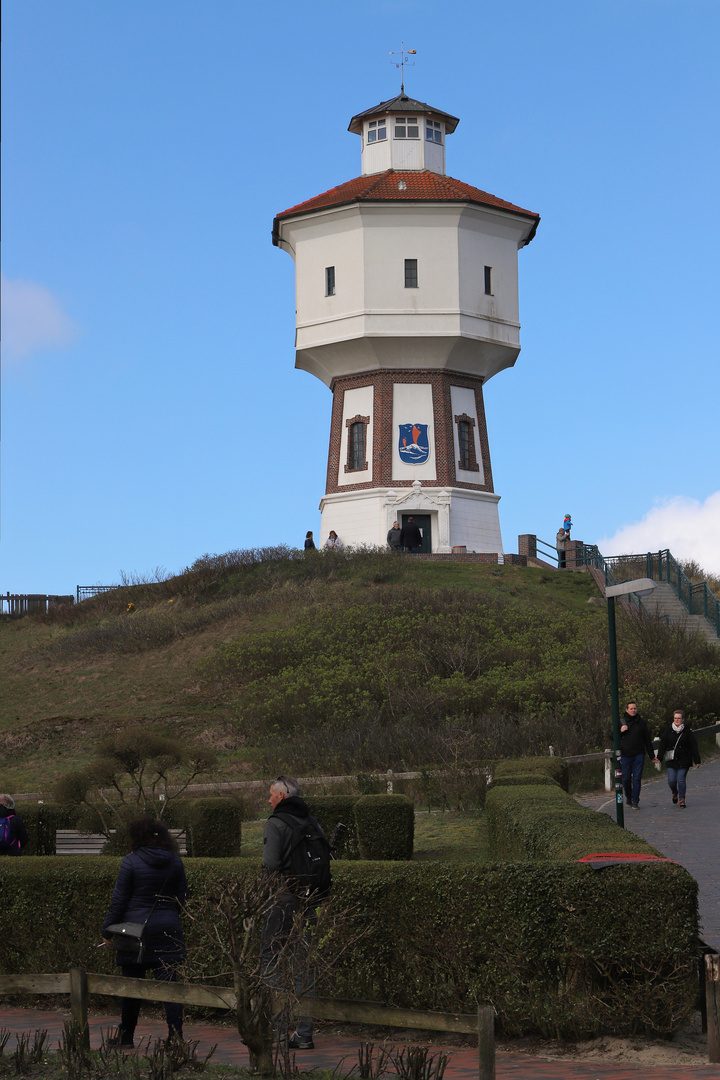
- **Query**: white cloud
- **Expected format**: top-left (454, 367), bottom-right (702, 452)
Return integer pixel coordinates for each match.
top-left (1, 273), bottom-right (79, 362)
top-left (598, 493), bottom-right (720, 577)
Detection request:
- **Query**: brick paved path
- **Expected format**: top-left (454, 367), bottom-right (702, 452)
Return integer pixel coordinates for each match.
top-left (579, 755), bottom-right (720, 950)
top-left (1, 1006), bottom-right (719, 1079)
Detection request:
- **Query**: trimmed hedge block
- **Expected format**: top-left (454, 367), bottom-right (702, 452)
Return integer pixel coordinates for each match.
top-left (486, 784), bottom-right (660, 861)
top-left (187, 798), bottom-right (242, 858)
top-left (354, 794), bottom-right (414, 860)
top-left (305, 795), bottom-right (360, 859)
top-left (492, 757), bottom-right (569, 791)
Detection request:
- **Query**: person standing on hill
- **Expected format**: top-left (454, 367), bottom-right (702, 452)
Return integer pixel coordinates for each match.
top-left (387, 521), bottom-right (402, 552)
top-left (653, 709), bottom-right (701, 808)
top-left (400, 517), bottom-right (423, 553)
top-left (0, 795), bottom-right (28, 856)
top-left (619, 702), bottom-right (655, 810)
top-left (304, 531), bottom-right (316, 550)
top-left (556, 526), bottom-right (569, 569)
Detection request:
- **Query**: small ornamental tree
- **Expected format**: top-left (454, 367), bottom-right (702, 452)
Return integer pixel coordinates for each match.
top-left (54, 726), bottom-right (216, 846)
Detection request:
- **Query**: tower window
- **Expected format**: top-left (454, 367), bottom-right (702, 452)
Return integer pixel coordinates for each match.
top-left (426, 121), bottom-right (442, 143)
top-left (484, 266), bottom-right (493, 296)
top-left (326, 266), bottom-right (335, 296)
top-left (367, 119), bottom-right (387, 143)
top-left (394, 116), bottom-right (419, 139)
top-left (455, 413), bottom-right (480, 473)
top-left (404, 259), bottom-right (418, 289)
top-left (345, 414), bottom-right (370, 473)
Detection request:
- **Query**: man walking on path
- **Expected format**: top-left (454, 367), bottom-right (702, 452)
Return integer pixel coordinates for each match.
top-left (619, 701), bottom-right (654, 809)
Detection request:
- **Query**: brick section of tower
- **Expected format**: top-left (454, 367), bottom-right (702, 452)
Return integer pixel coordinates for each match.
top-left (325, 369), bottom-right (494, 496)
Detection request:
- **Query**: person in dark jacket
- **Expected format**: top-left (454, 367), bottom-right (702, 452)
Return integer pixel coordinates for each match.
top-left (103, 817), bottom-right (188, 1048)
top-left (304, 531), bottom-right (316, 550)
top-left (0, 795), bottom-right (29, 856)
top-left (262, 776), bottom-right (326, 1050)
top-left (653, 709), bottom-right (701, 807)
top-left (618, 701), bottom-right (655, 809)
top-left (400, 517), bottom-right (423, 553)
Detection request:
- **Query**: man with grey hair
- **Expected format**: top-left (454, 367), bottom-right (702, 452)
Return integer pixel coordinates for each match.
top-left (261, 775), bottom-right (329, 1050)
top-left (0, 795), bottom-right (29, 856)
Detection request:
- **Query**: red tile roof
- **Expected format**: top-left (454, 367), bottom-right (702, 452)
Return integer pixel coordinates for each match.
top-left (273, 170), bottom-right (539, 243)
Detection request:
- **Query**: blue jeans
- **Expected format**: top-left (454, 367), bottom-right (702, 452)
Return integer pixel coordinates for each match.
top-left (667, 766), bottom-right (689, 799)
top-left (621, 754), bottom-right (645, 805)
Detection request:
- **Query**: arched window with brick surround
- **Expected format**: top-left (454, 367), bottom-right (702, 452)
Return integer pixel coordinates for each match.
top-left (345, 414), bottom-right (370, 473)
top-left (454, 413), bottom-right (480, 472)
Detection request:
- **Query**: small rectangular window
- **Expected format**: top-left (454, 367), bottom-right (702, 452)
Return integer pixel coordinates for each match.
top-left (368, 119), bottom-right (386, 143)
top-left (484, 266), bottom-right (493, 295)
top-left (326, 266), bottom-right (335, 296)
top-left (395, 116), bottom-right (419, 139)
top-left (426, 121), bottom-right (442, 143)
top-left (404, 259), bottom-right (418, 289)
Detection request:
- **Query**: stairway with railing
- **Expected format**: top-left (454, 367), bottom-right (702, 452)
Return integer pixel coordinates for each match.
top-left (579, 546), bottom-right (720, 641)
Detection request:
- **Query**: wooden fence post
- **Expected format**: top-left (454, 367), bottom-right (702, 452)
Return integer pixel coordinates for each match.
top-left (477, 1005), bottom-right (494, 1080)
top-left (707, 952), bottom-right (720, 1064)
top-left (69, 967), bottom-right (90, 1049)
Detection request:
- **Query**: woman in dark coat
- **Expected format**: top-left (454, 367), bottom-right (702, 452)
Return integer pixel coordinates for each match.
top-left (103, 817), bottom-right (188, 1047)
top-left (653, 708), bottom-right (701, 808)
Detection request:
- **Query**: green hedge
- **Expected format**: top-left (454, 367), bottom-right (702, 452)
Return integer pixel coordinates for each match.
top-left (353, 795), bottom-right (414, 860)
top-left (186, 799), bottom-right (242, 858)
top-left (492, 757), bottom-right (569, 790)
top-left (0, 858), bottom-right (697, 1039)
top-left (485, 784), bottom-right (660, 861)
top-left (305, 796), bottom-right (360, 859)
top-left (14, 803), bottom-right (78, 856)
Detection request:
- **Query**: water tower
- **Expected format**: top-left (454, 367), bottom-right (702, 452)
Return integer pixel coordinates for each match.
top-left (272, 90), bottom-right (539, 553)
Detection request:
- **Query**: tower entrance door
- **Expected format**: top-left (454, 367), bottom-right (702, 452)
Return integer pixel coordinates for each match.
top-left (402, 513), bottom-right (432, 554)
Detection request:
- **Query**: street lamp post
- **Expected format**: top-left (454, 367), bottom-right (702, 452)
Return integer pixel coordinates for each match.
top-left (605, 578), bottom-right (657, 828)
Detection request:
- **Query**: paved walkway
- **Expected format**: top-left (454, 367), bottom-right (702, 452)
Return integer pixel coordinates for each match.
top-left (579, 755), bottom-right (720, 950)
top-left (0, 1006), bottom-right (718, 1078)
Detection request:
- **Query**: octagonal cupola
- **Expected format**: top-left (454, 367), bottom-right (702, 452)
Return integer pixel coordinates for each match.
top-left (348, 94), bottom-right (459, 176)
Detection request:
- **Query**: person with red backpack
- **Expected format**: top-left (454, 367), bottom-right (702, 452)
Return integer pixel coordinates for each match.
top-left (0, 794), bottom-right (29, 856)
top-left (261, 775), bottom-right (331, 1050)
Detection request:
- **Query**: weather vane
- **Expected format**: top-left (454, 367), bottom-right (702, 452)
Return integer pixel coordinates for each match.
top-left (389, 43), bottom-right (417, 94)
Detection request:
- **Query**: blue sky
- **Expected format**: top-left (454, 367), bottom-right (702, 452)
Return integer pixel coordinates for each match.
top-left (3, 0), bottom-right (719, 593)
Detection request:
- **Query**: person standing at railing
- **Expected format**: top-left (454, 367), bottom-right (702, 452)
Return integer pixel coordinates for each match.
top-left (556, 526), bottom-right (569, 569)
top-left (652, 709), bottom-right (701, 808)
top-left (619, 702), bottom-right (655, 810)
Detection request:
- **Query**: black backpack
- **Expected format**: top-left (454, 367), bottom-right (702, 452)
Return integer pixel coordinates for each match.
top-left (275, 813), bottom-right (332, 900)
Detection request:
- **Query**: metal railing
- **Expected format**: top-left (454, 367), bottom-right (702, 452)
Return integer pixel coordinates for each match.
top-left (76, 585), bottom-right (119, 602)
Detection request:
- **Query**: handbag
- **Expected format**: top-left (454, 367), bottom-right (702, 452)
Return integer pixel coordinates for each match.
top-left (105, 921), bottom-right (147, 962)
top-left (105, 862), bottom-right (175, 963)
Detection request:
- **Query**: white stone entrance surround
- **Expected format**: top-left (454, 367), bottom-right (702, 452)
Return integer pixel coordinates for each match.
top-left (319, 480), bottom-right (503, 554)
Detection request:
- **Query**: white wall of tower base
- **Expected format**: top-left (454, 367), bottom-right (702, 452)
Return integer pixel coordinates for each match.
top-left (319, 482), bottom-right (503, 554)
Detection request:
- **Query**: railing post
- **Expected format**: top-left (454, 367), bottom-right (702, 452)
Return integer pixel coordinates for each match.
top-left (69, 967), bottom-right (90, 1049)
top-left (477, 1005), bottom-right (495, 1080)
top-left (706, 952), bottom-right (720, 1064)
top-left (604, 751), bottom-right (612, 791)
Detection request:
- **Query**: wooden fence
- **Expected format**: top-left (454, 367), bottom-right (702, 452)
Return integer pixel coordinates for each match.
top-left (0, 970), bottom-right (497, 1079)
top-left (0, 593), bottom-right (74, 616)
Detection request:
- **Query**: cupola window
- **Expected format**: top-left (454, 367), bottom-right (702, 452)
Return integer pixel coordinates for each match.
top-left (394, 117), bottom-right (419, 139)
top-left (367, 119), bottom-right (387, 143)
top-left (426, 121), bottom-right (443, 143)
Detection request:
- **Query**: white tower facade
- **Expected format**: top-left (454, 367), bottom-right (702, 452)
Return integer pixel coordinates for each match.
top-left (273, 93), bottom-right (539, 553)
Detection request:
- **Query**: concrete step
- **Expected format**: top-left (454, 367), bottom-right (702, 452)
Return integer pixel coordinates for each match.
top-left (641, 583), bottom-right (720, 645)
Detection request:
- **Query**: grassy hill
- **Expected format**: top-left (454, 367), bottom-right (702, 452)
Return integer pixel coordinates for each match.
top-left (2, 547), bottom-right (719, 794)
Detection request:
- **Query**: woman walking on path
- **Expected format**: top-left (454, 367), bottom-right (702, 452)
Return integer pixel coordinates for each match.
top-left (102, 817), bottom-right (188, 1047)
top-left (653, 709), bottom-right (701, 808)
